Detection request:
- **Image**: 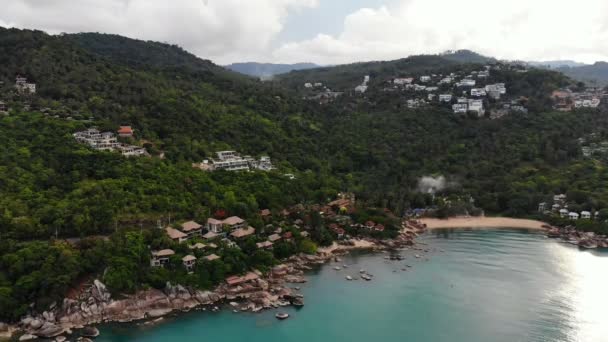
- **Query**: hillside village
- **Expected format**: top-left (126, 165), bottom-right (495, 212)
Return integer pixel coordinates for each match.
top-left (299, 62), bottom-right (608, 119)
top-left (193, 151), bottom-right (274, 172)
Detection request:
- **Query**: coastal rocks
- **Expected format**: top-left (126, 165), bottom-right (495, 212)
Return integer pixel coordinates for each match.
top-left (546, 226), bottom-right (607, 249)
top-left (19, 333), bottom-right (38, 341)
top-left (283, 275), bottom-right (307, 284)
top-left (81, 326), bottom-right (100, 337)
top-left (35, 321), bottom-right (64, 338)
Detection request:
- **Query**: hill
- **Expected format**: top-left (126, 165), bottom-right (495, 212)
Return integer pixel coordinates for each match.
top-left (555, 62), bottom-right (608, 86)
top-left (225, 62), bottom-right (321, 79)
top-left (2, 28), bottom-right (608, 324)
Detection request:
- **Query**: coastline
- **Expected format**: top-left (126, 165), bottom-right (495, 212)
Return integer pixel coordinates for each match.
top-left (419, 216), bottom-right (548, 230)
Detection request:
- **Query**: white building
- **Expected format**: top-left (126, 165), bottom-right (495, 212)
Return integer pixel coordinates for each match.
top-left (420, 76), bottom-right (431, 83)
top-left (485, 83), bottom-right (507, 95)
top-left (413, 84), bottom-right (427, 91)
top-left (468, 99), bottom-right (485, 115)
top-left (457, 79), bottom-right (476, 87)
top-left (470, 88), bottom-right (487, 97)
top-left (439, 77), bottom-right (453, 84)
top-left (452, 103), bottom-right (468, 114)
top-left (569, 212), bottom-right (580, 220)
top-left (394, 78), bottom-right (414, 85)
top-left (304, 83), bottom-right (313, 88)
top-left (425, 87), bottom-right (439, 92)
top-left (428, 94), bottom-right (436, 101)
top-left (355, 85), bottom-right (368, 93)
top-left (439, 94), bottom-right (453, 102)
top-left (581, 211), bottom-right (592, 219)
top-left (559, 209), bottom-right (569, 218)
top-left (15, 76), bottom-right (36, 94)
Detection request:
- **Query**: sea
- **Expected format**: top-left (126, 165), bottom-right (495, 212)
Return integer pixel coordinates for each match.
top-left (98, 229), bottom-right (608, 342)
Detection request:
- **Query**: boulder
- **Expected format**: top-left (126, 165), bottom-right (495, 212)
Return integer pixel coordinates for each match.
top-left (29, 319), bottom-right (43, 330)
top-left (36, 322), bottom-right (64, 338)
top-left (81, 326), bottom-right (99, 337)
top-left (56, 336), bottom-right (67, 342)
top-left (19, 334), bottom-right (38, 341)
top-left (146, 309), bottom-right (172, 318)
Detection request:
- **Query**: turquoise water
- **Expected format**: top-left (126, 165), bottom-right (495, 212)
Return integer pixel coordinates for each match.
top-left (98, 229), bottom-right (608, 342)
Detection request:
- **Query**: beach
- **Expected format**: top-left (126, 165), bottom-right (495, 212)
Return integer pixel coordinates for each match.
top-left (419, 217), bottom-right (548, 230)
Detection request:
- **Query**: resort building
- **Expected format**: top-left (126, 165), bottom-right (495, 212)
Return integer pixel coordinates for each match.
top-left (581, 211), bottom-right (592, 220)
top-left (204, 254), bottom-right (221, 262)
top-left (452, 103), bottom-right (468, 114)
top-left (457, 79), bottom-right (476, 87)
top-left (15, 76), bottom-right (36, 94)
top-left (439, 94), bottom-right (453, 103)
top-left (256, 241), bottom-right (274, 249)
top-left (223, 216), bottom-right (246, 230)
top-left (206, 218), bottom-right (224, 234)
top-left (182, 255), bottom-right (197, 273)
top-left (393, 78), bottom-right (413, 85)
top-left (559, 209), bottom-right (569, 218)
top-left (150, 249), bottom-right (175, 267)
top-left (74, 128), bottom-right (146, 157)
top-left (117, 126), bottom-right (134, 138)
top-left (420, 76), bottom-right (431, 83)
top-left (468, 99), bottom-right (485, 115)
top-left (166, 227), bottom-right (188, 243)
top-left (181, 221), bottom-right (203, 238)
top-left (569, 212), bottom-right (580, 220)
top-left (195, 151), bottom-right (274, 172)
top-left (470, 88), bottom-right (487, 97)
top-left (230, 226), bottom-right (256, 239)
top-left (0, 101), bottom-right (7, 113)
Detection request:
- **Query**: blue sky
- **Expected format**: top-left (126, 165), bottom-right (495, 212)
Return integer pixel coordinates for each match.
top-left (276, 0), bottom-right (396, 45)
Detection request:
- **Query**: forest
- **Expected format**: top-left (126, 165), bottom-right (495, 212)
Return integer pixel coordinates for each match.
top-left (2, 27), bottom-right (608, 321)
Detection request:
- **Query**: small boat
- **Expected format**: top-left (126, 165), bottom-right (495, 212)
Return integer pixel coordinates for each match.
top-left (333, 266), bottom-right (341, 270)
top-left (276, 313), bottom-right (290, 320)
top-left (346, 275), bottom-right (353, 281)
top-left (361, 274), bottom-right (372, 281)
top-left (415, 254), bottom-right (421, 258)
top-left (359, 269), bottom-right (366, 273)
top-left (343, 264), bottom-right (348, 268)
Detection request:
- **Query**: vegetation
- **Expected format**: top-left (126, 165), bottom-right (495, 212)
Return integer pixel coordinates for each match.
top-left (1, 28), bottom-right (608, 322)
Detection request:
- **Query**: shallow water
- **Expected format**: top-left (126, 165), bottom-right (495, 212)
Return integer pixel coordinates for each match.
top-left (98, 229), bottom-right (608, 342)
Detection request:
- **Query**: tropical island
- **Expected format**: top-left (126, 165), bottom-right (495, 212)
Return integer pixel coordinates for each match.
top-left (1, 27), bottom-right (608, 340)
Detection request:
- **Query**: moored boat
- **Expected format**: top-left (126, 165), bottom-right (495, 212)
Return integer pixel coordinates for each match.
top-left (276, 312), bottom-right (290, 320)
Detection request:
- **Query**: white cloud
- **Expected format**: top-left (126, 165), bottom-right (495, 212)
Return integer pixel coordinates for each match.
top-left (273, 0), bottom-right (608, 64)
top-left (0, 0), bottom-right (318, 64)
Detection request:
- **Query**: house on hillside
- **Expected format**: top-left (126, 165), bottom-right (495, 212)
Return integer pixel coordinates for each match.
top-left (468, 99), bottom-right (485, 115)
top-left (206, 218), bottom-right (224, 234)
top-left (394, 78), bottom-right (413, 85)
top-left (150, 249), bottom-right (175, 267)
top-left (15, 76), bottom-right (36, 94)
top-left (569, 212), bottom-right (579, 220)
top-left (420, 76), bottom-right (431, 83)
top-left (230, 226), bottom-right (255, 239)
top-left (181, 221), bottom-right (203, 238)
top-left (182, 255), bottom-right (197, 273)
top-left (452, 103), bottom-right (468, 114)
top-left (0, 101), bottom-right (7, 113)
top-left (117, 126), bottom-right (134, 138)
top-left (439, 94), bottom-right (453, 102)
top-left (581, 211), bottom-right (592, 219)
top-left (471, 88), bottom-right (487, 97)
top-left (166, 227), bottom-right (188, 243)
top-left (559, 209), bottom-right (569, 218)
top-left (223, 216), bottom-right (246, 231)
top-left (204, 254), bottom-right (221, 262)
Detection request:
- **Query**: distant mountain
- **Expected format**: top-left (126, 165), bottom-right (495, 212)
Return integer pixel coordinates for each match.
top-left (226, 62), bottom-right (321, 79)
top-left (528, 60), bottom-right (588, 69)
top-left (554, 62), bottom-right (608, 86)
top-left (440, 50), bottom-right (496, 64)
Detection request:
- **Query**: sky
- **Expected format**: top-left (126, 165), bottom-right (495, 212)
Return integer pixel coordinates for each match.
top-left (1, 0), bottom-right (608, 65)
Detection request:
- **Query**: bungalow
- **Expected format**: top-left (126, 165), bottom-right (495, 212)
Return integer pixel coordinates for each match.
top-left (559, 209), bottom-right (569, 218)
top-left (166, 227), bottom-right (188, 243)
top-left (181, 221), bottom-right (203, 238)
top-left (117, 126), bottom-right (134, 138)
top-left (304, 83), bottom-right (313, 88)
top-left (333, 227), bottom-right (345, 238)
top-left (206, 218), bottom-right (224, 234)
top-left (204, 254), bottom-right (221, 262)
top-left (256, 241), bottom-right (274, 249)
top-left (301, 231), bottom-right (310, 238)
top-left (457, 79), bottom-right (476, 87)
top-left (569, 212), bottom-right (580, 220)
top-left (150, 249), bottom-right (175, 267)
top-left (538, 202), bottom-right (547, 212)
top-left (468, 99), bottom-right (485, 115)
top-left (260, 209), bottom-right (272, 219)
top-left (189, 242), bottom-right (207, 250)
top-left (202, 231), bottom-right (220, 240)
top-left (420, 76), bottom-right (431, 83)
top-left (393, 77), bottom-right (413, 85)
top-left (375, 224), bottom-right (385, 232)
top-left (223, 216), bottom-right (246, 231)
top-left (182, 255), bottom-right (197, 273)
top-left (551, 203), bottom-right (561, 211)
top-left (581, 211), bottom-right (592, 220)
top-left (230, 226), bottom-right (256, 239)
top-left (268, 233), bottom-right (282, 242)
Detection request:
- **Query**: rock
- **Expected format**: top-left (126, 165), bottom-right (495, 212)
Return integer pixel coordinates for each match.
top-left (147, 309), bottom-right (172, 318)
top-left (93, 279), bottom-right (111, 302)
top-left (36, 322), bottom-right (64, 338)
top-left (29, 319), bottom-right (43, 330)
top-left (21, 317), bottom-right (33, 327)
top-left (19, 333), bottom-right (38, 341)
top-left (81, 326), bottom-right (99, 337)
top-left (56, 336), bottom-right (67, 342)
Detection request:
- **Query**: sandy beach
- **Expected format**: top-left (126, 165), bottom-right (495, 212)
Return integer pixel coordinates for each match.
top-left (318, 239), bottom-right (378, 255)
top-left (419, 217), bottom-right (548, 230)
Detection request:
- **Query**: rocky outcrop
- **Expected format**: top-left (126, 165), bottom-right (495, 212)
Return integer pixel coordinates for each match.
top-left (547, 226), bottom-right (608, 249)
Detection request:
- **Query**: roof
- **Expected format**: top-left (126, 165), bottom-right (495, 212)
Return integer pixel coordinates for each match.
top-left (223, 216), bottom-right (244, 225)
top-left (207, 218), bottom-right (223, 225)
top-left (260, 209), bottom-right (271, 216)
top-left (181, 220), bottom-right (202, 232)
top-left (117, 126), bottom-right (133, 134)
top-left (152, 249), bottom-right (175, 257)
top-left (203, 231), bottom-right (219, 240)
top-left (166, 227), bottom-right (187, 240)
top-left (256, 241), bottom-right (273, 248)
top-left (205, 254), bottom-right (220, 261)
top-left (226, 272), bottom-right (259, 286)
top-left (182, 255), bottom-right (197, 262)
top-left (230, 226), bottom-right (256, 238)
top-left (268, 233), bottom-right (281, 242)
top-left (189, 243), bottom-right (206, 250)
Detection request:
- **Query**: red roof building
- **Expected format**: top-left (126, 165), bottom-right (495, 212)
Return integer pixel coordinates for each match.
top-left (117, 126), bottom-right (134, 137)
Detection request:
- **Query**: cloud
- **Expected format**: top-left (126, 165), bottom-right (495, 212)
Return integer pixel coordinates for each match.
top-left (273, 0), bottom-right (608, 64)
top-left (0, 0), bottom-right (318, 64)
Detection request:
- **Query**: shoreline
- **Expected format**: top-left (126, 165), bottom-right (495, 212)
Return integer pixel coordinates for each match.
top-left (419, 216), bottom-right (548, 230)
